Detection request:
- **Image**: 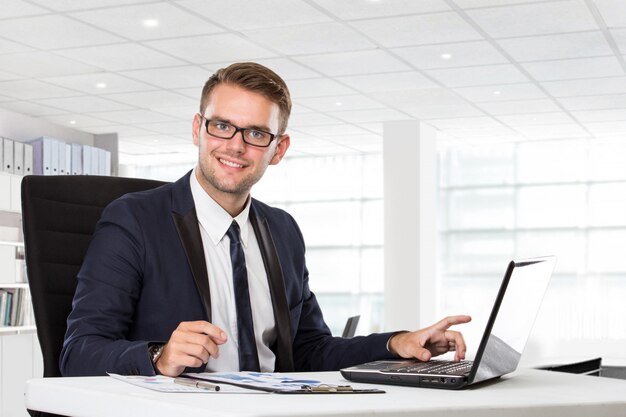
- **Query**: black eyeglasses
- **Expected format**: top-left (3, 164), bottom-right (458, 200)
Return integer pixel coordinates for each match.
top-left (200, 116), bottom-right (278, 148)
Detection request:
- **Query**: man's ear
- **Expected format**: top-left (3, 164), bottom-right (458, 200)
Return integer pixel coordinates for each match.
top-left (270, 134), bottom-right (290, 165)
top-left (192, 113), bottom-right (202, 147)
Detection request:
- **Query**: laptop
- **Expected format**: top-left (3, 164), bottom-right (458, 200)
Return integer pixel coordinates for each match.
top-left (341, 256), bottom-right (556, 390)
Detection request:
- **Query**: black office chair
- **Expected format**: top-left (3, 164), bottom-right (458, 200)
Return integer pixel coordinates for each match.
top-left (21, 175), bottom-right (166, 416)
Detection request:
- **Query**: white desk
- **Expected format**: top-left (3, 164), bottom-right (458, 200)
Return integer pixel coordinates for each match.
top-left (25, 369), bottom-right (626, 417)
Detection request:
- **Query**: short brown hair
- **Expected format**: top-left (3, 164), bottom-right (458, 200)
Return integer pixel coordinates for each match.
top-left (200, 62), bottom-right (292, 135)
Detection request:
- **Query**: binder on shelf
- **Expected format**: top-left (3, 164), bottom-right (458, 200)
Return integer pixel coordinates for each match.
top-left (65, 144), bottom-right (71, 175)
top-left (3, 138), bottom-right (14, 174)
top-left (13, 142), bottom-right (24, 176)
top-left (50, 138), bottom-right (60, 175)
top-left (91, 146), bottom-right (99, 176)
top-left (58, 141), bottom-right (66, 175)
top-left (32, 137), bottom-right (55, 175)
top-left (104, 150), bottom-right (111, 176)
top-left (71, 144), bottom-right (82, 175)
top-left (24, 143), bottom-right (33, 175)
top-left (97, 148), bottom-right (107, 176)
top-left (82, 145), bottom-right (92, 175)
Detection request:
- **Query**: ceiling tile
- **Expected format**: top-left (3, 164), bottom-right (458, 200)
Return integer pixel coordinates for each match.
top-left (476, 98), bottom-right (561, 115)
top-left (29, 0), bottom-right (154, 11)
top-left (147, 121), bottom-right (193, 135)
top-left (406, 103), bottom-right (486, 119)
top-left (104, 90), bottom-right (197, 108)
top-left (121, 66), bottom-right (211, 89)
top-left (42, 114), bottom-right (113, 128)
top-left (179, 0), bottom-right (332, 30)
top-left (454, 0), bottom-right (550, 7)
top-left (425, 64), bottom-right (529, 87)
top-left (496, 112), bottom-right (576, 126)
top-left (70, 3), bottom-right (223, 40)
top-left (294, 50), bottom-right (410, 77)
top-left (289, 112), bottom-right (342, 127)
top-left (294, 123), bottom-right (373, 136)
top-left (43, 73), bottom-right (155, 94)
top-left (0, 101), bottom-right (67, 117)
top-left (146, 33), bottom-right (277, 64)
top-left (371, 87), bottom-right (467, 108)
top-left (312, 0), bottom-right (450, 19)
top-left (83, 124), bottom-right (156, 136)
top-left (437, 125), bottom-right (517, 138)
top-left (331, 108), bottom-right (410, 124)
top-left (393, 41), bottom-right (509, 69)
top-left (497, 31), bottom-right (613, 61)
top-left (288, 78), bottom-right (355, 98)
top-left (0, 38), bottom-right (34, 54)
top-left (151, 104), bottom-right (197, 120)
top-left (523, 57), bottom-right (624, 81)
top-left (514, 123), bottom-right (591, 139)
top-left (0, 79), bottom-right (80, 100)
top-left (541, 77), bottom-right (626, 97)
top-left (557, 94), bottom-right (626, 110)
top-left (583, 120), bottom-right (626, 135)
top-left (613, 29), bottom-right (626, 54)
top-left (466, 0), bottom-right (598, 38)
top-left (454, 83), bottom-right (546, 102)
top-left (335, 71), bottom-right (438, 93)
top-left (0, 70), bottom-right (21, 82)
top-left (0, 15), bottom-right (123, 49)
top-left (0, 0), bottom-right (49, 18)
top-left (56, 43), bottom-right (185, 71)
top-left (593, 0), bottom-right (626, 28)
top-left (572, 108), bottom-right (626, 122)
top-left (350, 12), bottom-right (482, 47)
top-left (297, 94), bottom-right (384, 112)
top-left (243, 22), bottom-right (375, 55)
top-left (0, 51), bottom-right (101, 78)
top-left (89, 109), bottom-right (179, 124)
top-left (425, 116), bottom-right (503, 129)
top-left (38, 96), bottom-right (135, 113)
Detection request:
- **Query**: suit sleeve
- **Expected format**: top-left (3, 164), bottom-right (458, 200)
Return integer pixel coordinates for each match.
top-left (60, 199), bottom-right (159, 376)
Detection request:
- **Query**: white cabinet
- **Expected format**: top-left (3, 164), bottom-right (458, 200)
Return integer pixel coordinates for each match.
top-left (0, 333), bottom-right (41, 417)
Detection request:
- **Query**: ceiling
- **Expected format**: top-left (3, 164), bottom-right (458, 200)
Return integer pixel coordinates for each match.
top-left (0, 0), bottom-right (625, 165)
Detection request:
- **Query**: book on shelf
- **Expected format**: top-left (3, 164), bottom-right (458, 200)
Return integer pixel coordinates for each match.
top-left (0, 287), bottom-right (34, 327)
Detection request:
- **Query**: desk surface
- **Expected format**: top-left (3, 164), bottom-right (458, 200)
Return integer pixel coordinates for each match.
top-left (25, 369), bottom-right (626, 417)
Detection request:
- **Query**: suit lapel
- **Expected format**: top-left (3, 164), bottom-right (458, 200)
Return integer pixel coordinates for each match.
top-left (172, 209), bottom-right (212, 322)
top-left (250, 208), bottom-right (294, 372)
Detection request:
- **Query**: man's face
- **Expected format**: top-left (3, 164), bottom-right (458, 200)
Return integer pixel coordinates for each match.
top-left (192, 83), bottom-right (289, 202)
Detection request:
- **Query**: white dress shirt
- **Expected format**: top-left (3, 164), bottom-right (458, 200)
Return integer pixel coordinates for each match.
top-left (190, 169), bottom-right (276, 372)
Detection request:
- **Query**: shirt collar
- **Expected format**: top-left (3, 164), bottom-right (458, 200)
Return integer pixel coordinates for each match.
top-left (190, 167), bottom-right (252, 248)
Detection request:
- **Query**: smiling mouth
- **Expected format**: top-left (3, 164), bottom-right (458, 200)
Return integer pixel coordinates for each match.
top-left (219, 158), bottom-right (244, 168)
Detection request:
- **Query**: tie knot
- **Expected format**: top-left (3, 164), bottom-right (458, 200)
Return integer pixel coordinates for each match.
top-left (226, 221), bottom-right (241, 244)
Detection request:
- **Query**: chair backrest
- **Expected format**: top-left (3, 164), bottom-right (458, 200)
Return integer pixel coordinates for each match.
top-left (21, 175), bottom-right (166, 377)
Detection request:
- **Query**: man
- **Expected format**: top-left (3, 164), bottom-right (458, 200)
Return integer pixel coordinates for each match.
top-left (60, 62), bottom-right (470, 377)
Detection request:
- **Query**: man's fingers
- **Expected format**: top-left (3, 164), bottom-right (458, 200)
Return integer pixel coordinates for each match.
top-left (444, 330), bottom-right (467, 361)
top-left (178, 320), bottom-right (228, 344)
top-left (431, 315), bottom-right (472, 331)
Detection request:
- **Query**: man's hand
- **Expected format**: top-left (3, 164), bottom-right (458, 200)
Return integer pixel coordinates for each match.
top-left (388, 315), bottom-right (472, 362)
top-left (155, 321), bottom-right (227, 377)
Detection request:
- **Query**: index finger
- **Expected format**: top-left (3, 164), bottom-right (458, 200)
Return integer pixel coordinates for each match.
top-left (431, 315), bottom-right (472, 331)
top-left (179, 320), bottom-right (227, 343)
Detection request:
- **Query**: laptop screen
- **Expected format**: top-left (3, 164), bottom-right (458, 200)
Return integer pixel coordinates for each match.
top-left (470, 257), bottom-right (556, 384)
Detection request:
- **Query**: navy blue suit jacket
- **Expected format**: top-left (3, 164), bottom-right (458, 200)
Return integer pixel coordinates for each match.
top-left (60, 171), bottom-right (396, 376)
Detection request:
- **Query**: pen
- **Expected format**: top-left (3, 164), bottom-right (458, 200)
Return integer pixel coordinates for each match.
top-left (174, 377), bottom-right (221, 391)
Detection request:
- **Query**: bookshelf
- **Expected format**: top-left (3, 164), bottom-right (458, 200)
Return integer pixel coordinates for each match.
top-left (0, 171), bottom-right (42, 417)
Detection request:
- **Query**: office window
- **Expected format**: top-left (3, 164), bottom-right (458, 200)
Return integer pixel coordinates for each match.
top-left (438, 138), bottom-right (626, 360)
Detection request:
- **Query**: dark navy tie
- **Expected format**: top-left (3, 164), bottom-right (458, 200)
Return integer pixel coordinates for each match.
top-left (226, 221), bottom-right (261, 372)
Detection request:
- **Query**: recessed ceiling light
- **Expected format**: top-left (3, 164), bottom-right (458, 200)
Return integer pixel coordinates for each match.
top-left (69, 120), bottom-right (76, 125)
top-left (143, 18), bottom-right (159, 28)
top-left (96, 82), bottom-right (107, 89)
top-left (335, 101), bottom-right (342, 106)
top-left (493, 90), bottom-right (501, 95)
top-left (440, 53), bottom-right (452, 60)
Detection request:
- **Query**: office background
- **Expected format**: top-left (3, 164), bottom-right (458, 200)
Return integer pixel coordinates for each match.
top-left (0, 3), bottom-right (625, 412)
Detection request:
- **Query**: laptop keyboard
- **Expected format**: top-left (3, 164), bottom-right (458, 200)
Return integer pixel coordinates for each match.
top-left (386, 360), bottom-right (473, 375)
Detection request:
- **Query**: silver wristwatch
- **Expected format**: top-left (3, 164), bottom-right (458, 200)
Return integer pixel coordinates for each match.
top-left (149, 344), bottom-right (165, 364)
